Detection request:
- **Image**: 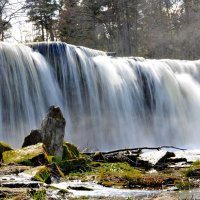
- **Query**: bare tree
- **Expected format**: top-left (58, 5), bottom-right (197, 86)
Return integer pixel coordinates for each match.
top-left (0, 0), bottom-right (25, 41)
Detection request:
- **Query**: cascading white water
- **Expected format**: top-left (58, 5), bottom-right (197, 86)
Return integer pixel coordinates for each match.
top-left (0, 43), bottom-right (62, 147)
top-left (1, 42), bottom-right (200, 151)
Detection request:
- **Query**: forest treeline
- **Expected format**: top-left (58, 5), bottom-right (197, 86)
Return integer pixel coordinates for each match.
top-left (1, 0), bottom-right (200, 59)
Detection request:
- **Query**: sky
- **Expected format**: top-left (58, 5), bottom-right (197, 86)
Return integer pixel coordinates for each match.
top-left (6, 0), bottom-right (32, 43)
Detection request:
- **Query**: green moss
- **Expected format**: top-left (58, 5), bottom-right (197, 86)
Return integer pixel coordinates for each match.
top-left (24, 166), bottom-right (51, 183)
top-left (0, 141), bottom-right (13, 160)
top-left (92, 152), bottom-right (105, 161)
top-left (2, 143), bottom-right (48, 166)
top-left (157, 152), bottom-right (175, 163)
top-left (51, 156), bottom-right (62, 165)
top-left (192, 160), bottom-right (200, 166)
top-left (67, 162), bottom-right (142, 186)
top-left (175, 180), bottom-right (190, 190)
top-left (98, 162), bottom-right (142, 175)
top-left (35, 170), bottom-right (50, 183)
top-left (60, 157), bottom-right (88, 172)
top-left (101, 181), bottom-right (114, 187)
top-left (65, 161), bottom-right (181, 189)
top-left (62, 141), bottom-right (80, 160)
top-left (97, 162), bottom-right (143, 187)
top-left (184, 161), bottom-right (200, 178)
top-left (46, 141), bottom-right (90, 173)
top-left (27, 188), bottom-right (46, 200)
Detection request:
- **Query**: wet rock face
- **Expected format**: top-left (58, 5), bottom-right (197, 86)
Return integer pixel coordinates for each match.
top-left (22, 106), bottom-right (66, 157)
top-left (40, 106), bottom-right (66, 157)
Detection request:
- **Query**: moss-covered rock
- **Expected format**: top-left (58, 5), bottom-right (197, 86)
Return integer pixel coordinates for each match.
top-left (27, 188), bottom-right (47, 200)
top-left (60, 142), bottom-right (89, 173)
top-left (23, 166), bottom-right (51, 183)
top-left (185, 161), bottom-right (200, 178)
top-left (2, 143), bottom-right (49, 166)
top-left (60, 158), bottom-right (88, 173)
top-left (0, 141), bottom-right (13, 160)
top-left (62, 141), bottom-right (80, 160)
top-left (92, 152), bottom-right (106, 161)
top-left (23, 106), bottom-right (66, 158)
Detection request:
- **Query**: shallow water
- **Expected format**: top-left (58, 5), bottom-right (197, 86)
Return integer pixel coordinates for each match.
top-left (2, 173), bottom-right (200, 199)
top-left (52, 181), bottom-right (162, 199)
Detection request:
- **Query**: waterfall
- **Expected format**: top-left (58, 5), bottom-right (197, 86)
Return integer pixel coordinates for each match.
top-left (1, 42), bottom-right (200, 151)
top-left (0, 43), bottom-right (62, 147)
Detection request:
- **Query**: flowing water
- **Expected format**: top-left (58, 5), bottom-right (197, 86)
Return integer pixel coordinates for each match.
top-left (1, 42), bottom-right (200, 150)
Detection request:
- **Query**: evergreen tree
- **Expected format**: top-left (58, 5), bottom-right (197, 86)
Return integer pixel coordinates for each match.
top-left (25, 0), bottom-right (59, 41)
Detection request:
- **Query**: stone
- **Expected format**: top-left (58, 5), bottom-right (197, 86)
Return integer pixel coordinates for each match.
top-left (92, 152), bottom-right (106, 161)
top-left (62, 141), bottom-right (80, 160)
top-left (2, 143), bottom-right (48, 166)
top-left (67, 186), bottom-right (93, 191)
top-left (22, 106), bottom-right (66, 158)
top-left (0, 165), bottom-right (31, 175)
top-left (139, 150), bottom-right (168, 166)
top-left (0, 187), bottom-right (28, 199)
top-left (40, 106), bottom-right (66, 157)
top-left (60, 158), bottom-right (88, 172)
top-left (22, 130), bottom-right (42, 148)
top-left (0, 141), bottom-right (13, 160)
top-left (22, 166), bottom-right (51, 183)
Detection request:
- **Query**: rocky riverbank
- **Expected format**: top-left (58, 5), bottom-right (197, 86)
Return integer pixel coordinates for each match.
top-left (1, 106), bottom-right (200, 199)
top-left (2, 144), bottom-right (200, 199)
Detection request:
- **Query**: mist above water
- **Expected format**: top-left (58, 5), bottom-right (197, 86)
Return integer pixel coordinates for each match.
top-left (1, 42), bottom-right (200, 151)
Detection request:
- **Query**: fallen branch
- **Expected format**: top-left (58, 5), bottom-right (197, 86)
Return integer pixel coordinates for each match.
top-left (84, 146), bottom-right (187, 155)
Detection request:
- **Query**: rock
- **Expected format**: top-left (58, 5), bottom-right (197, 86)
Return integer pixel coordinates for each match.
top-left (185, 168), bottom-right (200, 178)
top-left (62, 141), bottom-right (89, 173)
top-left (62, 141), bottom-right (80, 160)
top-left (0, 187), bottom-right (29, 199)
top-left (67, 185), bottom-right (93, 191)
top-left (139, 150), bottom-right (169, 166)
top-left (22, 130), bottom-right (42, 148)
top-left (48, 163), bottom-right (65, 179)
top-left (40, 106), bottom-right (66, 158)
top-left (1, 181), bottom-right (42, 189)
top-left (22, 166), bottom-right (51, 184)
top-left (154, 152), bottom-right (176, 170)
top-left (107, 52), bottom-right (117, 56)
top-left (0, 165), bottom-right (31, 175)
top-left (2, 143), bottom-right (49, 166)
top-left (103, 150), bottom-right (152, 170)
top-left (145, 193), bottom-right (178, 200)
top-left (139, 150), bottom-right (178, 170)
top-left (92, 152), bottom-right (106, 161)
top-left (157, 152), bottom-right (175, 163)
top-left (23, 106), bottom-right (66, 158)
top-left (104, 150), bottom-right (140, 163)
top-left (0, 141), bottom-right (13, 160)
top-left (60, 158), bottom-right (88, 172)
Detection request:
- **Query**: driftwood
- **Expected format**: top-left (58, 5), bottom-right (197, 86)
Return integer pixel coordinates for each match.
top-left (84, 146), bottom-right (187, 155)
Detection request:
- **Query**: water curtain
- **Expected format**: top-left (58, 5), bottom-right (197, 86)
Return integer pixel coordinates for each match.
top-left (1, 42), bottom-right (200, 150)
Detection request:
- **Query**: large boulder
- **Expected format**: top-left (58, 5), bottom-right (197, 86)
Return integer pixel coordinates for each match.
top-left (2, 143), bottom-right (49, 166)
top-left (23, 106), bottom-right (66, 157)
